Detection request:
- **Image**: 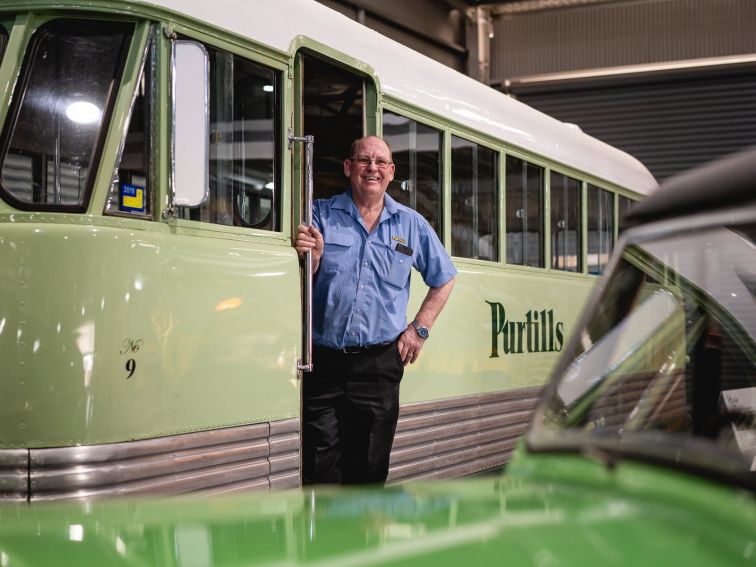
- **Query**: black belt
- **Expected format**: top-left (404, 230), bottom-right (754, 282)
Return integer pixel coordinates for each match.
top-left (316, 340), bottom-right (395, 355)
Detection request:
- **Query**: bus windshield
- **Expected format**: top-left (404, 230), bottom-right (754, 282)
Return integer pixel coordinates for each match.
top-left (528, 220), bottom-right (756, 488)
top-left (0, 19), bottom-right (133, 211)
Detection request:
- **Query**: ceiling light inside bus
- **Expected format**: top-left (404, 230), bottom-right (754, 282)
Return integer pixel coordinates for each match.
top-left (65, 101), bottom-right (102, 125)
top-left (263, 85), bottom-right (274, 92)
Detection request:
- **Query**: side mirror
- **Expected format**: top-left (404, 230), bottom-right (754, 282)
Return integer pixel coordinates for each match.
top-left (169, 40), bottom-right (209, 211)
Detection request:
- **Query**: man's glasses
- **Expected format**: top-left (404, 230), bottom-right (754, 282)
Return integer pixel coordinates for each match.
top-left (350, 156), bottom-right (392, 170)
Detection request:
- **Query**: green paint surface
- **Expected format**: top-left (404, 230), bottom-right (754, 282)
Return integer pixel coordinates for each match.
top-left (1, 452), bottom-right (753, 566)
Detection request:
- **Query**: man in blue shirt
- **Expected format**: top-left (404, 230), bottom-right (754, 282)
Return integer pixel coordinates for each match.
top-left (295, 136), bottom-right (456, 485)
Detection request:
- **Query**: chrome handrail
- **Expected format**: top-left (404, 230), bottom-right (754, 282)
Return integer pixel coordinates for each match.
top-left (289, 130), bottom-right (315, 373)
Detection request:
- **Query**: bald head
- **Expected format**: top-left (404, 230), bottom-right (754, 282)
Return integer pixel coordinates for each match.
top-left (349, 136), bottom-right (393, 161)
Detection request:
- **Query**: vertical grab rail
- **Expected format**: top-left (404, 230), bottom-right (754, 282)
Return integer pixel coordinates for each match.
top-left (290, 131), bottom-right (315, 373)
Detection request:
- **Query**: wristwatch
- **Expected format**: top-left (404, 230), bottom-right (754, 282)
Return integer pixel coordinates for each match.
top-left (411, 320), bottom-right (430, 340)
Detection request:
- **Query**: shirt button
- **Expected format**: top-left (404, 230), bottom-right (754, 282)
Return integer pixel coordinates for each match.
top-left (363, 262), bottom-right (367, 266)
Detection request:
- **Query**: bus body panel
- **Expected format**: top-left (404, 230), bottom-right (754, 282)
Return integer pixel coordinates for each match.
top-left (0, 220), bottom-right (300, 447)
top-left (402, 269), bottom-right (592, 402)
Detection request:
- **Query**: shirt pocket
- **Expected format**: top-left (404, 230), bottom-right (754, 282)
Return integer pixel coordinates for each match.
top-left (321, 231), bottom-right (354, 273)
top-left (379, 243), bottom-right (413, 289)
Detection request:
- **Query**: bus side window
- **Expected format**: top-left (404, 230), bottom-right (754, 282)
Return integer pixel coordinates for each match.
top-left (450, 136), bottom-right (498, 261)
top-left (180, 43), bottom-right (281, 231)
top-left (383, 110), bottom-right (443, 240)
top-left (618, 194), bottom-right (634, 235)
top-left (587, 184), bottom-right (615, 274)
top-left (106, 33), bottom-right (153, 218)
top-left (506, 156), bottom-right (544, 267)
top-left (0, 19), bottom-right (133, 211)
top-left (551, 171), bottom-right (582, 272)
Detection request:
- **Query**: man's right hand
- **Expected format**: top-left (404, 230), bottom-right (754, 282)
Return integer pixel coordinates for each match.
top-left (295, 224), bottom-right (324, 272)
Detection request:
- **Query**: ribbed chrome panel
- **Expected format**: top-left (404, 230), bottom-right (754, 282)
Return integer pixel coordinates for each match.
top-left (31, 423), bottom-right (269, 466)
top-left (0, 418), bottom-right (300, 501)
top-left (388, 387), bottom-right (543, 483)
top-left (0, 449), bottom-right (28, 501)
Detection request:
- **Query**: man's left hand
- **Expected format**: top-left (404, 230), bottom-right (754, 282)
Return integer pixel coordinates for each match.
top-left (397, 325), bottom-right (425, 366)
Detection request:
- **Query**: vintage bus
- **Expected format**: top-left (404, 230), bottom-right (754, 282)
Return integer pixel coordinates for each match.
top-left (0, 0), bottom-right (656, 500)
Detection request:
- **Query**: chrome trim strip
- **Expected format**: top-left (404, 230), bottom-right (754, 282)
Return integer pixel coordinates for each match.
top-left (0, 449), bottom-right (28, 500)
top-left (0, 418), bottom-right (300, 501)
top-left (0, 449), bottom-right (27, 467)
top-left (31, 423), bottom-right (270, 465)
top-left (388, 386), bottom-right (543, 483)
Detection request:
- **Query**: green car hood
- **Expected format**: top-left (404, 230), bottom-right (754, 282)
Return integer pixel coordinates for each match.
top-left (0, 455), bottom-right (754, 566)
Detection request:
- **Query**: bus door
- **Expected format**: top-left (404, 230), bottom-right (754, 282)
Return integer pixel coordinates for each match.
top-left (292, 52), bottom-right (367, 373)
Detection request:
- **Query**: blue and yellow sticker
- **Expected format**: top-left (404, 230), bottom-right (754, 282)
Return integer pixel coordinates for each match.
top-left (120, 184), bottom-right (145, 213)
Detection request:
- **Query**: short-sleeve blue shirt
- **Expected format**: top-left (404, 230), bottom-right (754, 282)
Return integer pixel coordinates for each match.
top-left (312, 190), bottom-right (457, 349)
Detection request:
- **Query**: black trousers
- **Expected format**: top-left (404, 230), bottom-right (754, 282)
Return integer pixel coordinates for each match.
top-left (302, 341), bottom-right (404, 485)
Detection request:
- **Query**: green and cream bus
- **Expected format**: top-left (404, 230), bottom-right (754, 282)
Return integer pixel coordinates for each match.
top-left (0, 0), bottom-right (656, 501)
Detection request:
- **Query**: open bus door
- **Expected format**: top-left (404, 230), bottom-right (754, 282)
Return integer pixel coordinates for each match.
top-left (291, 52), bottom-right (368, 376)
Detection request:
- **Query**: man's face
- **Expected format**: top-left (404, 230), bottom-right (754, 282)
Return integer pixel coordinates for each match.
top-left (344, 137), bottom-right (395, 201)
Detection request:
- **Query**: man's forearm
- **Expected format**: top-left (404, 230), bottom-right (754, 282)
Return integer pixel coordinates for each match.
top-left (413, 277), bottom-right (455, 329)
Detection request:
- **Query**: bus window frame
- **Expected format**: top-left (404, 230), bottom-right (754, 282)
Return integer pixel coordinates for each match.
top-left (549, 168), bottom-right (583, 273)
top-left (504, 150), bottom-right (546, 270)
top-left (0, 16), bottom-right (135, 214)
top-left (586, 182), bottom-right (616, 275)
top-left (167, 22), bottom-right (290, 241)
top-left (104, 24), bottom-right (156, 220)
top-left (447, 127), bottom-right (502, 266)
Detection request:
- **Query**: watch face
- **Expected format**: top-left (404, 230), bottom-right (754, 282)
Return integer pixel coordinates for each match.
top-left (413, 321), bottom-right (429, 339)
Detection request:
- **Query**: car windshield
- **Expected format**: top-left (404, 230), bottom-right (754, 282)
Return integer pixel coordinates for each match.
top-left (529, 218), bottom-right (756, 488)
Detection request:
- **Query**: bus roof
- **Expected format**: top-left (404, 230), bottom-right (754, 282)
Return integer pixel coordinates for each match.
top-left (137, 0), bottom-right (657, 195)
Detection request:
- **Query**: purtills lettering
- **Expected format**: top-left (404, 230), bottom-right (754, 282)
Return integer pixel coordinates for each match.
top-left (486, 301), bottom-right (564, 358)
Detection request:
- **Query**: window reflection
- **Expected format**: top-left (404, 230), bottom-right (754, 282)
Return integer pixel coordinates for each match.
top-left (181, 44), bottom-right (280, 231)
top-left (384, 110), bottom-right (443, 239)
top-left (618, 195), bottom-right (634, 235)
top-left (550, 172), bottom-right (581, 272)
top-left (587, 184), bottom-right (614, 274)
top-left (451, 136), bottom-right (498, 261)
top-left (506, 156), bottom-right (543, 267)
top-left (0, 20), bottom-right (133, 210)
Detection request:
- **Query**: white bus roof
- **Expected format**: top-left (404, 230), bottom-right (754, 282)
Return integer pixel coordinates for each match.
top-left (138, 0), bottom-right (657, 195)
